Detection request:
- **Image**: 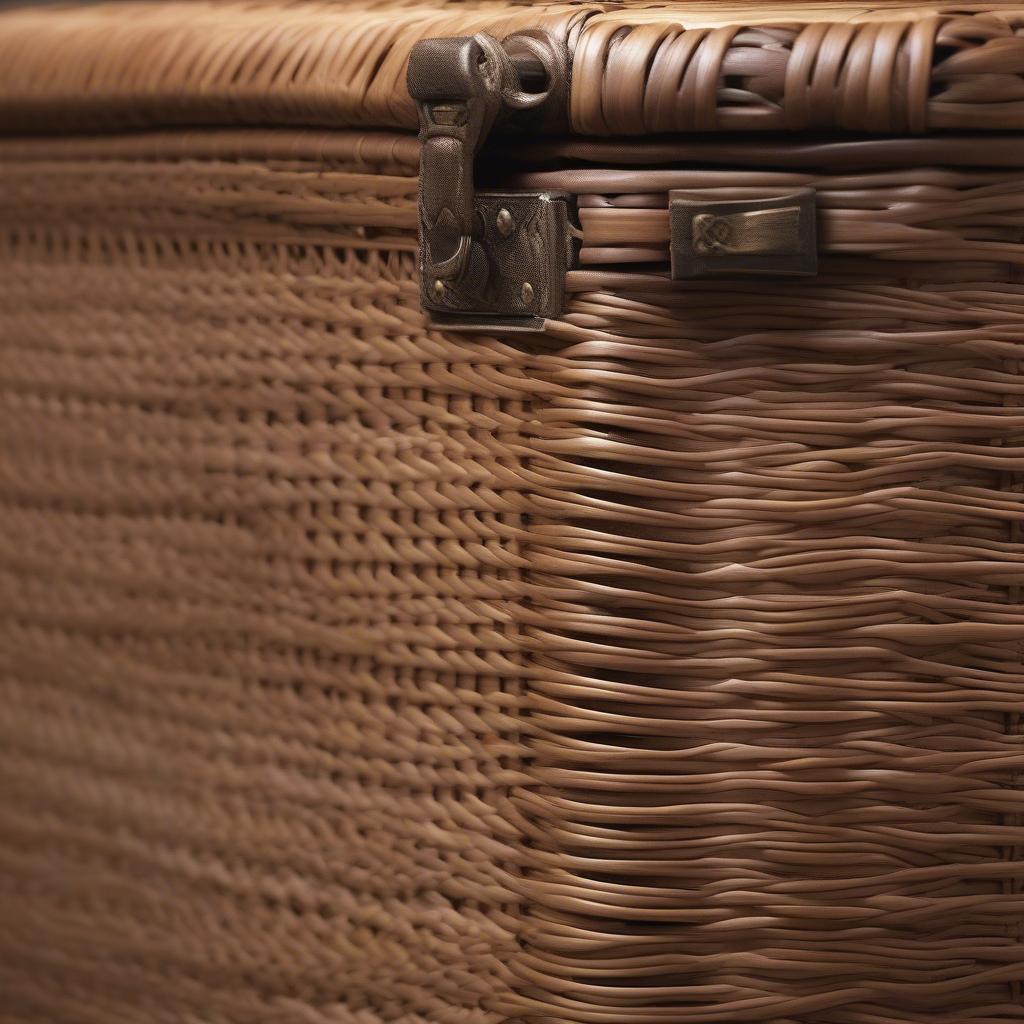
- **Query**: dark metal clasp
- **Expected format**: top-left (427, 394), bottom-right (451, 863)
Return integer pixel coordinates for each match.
top-left (669, 188), bottom-right (819, 279)
top-left (407, 32), bottom-right (572, 330)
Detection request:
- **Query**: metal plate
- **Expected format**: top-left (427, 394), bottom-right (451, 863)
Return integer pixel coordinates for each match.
top-left (669, 188), bottom-right (818, 279)
top-left (421, 190), bottom-right (570, 326)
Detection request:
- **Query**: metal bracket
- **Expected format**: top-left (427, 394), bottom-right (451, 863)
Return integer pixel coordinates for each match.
top-left (669, 188), bottom-right (818, 279)
top-left (423, 190), bottom-right (570, 330)
top-left (407, 32), bottom-right (571, 331)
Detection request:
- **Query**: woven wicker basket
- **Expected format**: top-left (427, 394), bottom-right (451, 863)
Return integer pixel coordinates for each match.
top-left (1, 2), bottom-right (1023, 1022)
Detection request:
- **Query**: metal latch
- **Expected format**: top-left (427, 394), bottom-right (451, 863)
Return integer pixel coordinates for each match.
top-left (669, 188), bottom-right (819, 279)
top-left (407, 32), bottom-right (572, 331)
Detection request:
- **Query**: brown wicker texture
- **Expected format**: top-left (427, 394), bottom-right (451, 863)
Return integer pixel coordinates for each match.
top-left (3, 2), bottom-right (1024, 135)
top-left (1, 3), bottom-right (1024, 1024)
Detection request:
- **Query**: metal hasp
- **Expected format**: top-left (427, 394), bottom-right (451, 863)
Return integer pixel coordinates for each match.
top-left (407, 31), bottom-right (572, 331)
top-left (669, 188), bottom-right (819, 279)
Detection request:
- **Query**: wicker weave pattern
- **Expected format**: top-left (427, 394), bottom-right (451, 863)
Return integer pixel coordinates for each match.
top-left (3, 126), bottom-right (1023, 1023)
top-left (514, 284), bottom-right (1024, 1024)
top-left (494, 148), bottom-right (1024, 1023)
top-left (513, 166), bottom-right (1024, 269)
top-left (571, 7), bottom-right (1024, 134)
top-left (0, 0), bottom-right (585, 134)
top-left (1, 0), bottom-right (1024, 1021)
top-left (0, 143), bottom-right (535, 1024)
top-left (2, 2), bottom-right (1024, 136)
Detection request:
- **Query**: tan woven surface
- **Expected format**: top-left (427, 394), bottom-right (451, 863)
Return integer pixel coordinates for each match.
top-left (0, 140), bottom-right (527, 1023)
top-left (514, 142), bottom-right (1024, 1023)
top-left (2, 1), bottom-right (1024, 134)
top-left (2, 123), bottom-right (1023, 1023)
top-left (0, 0), bottom-right (587, 133)
top-left (0, 0), bottom-right (1023, 1022)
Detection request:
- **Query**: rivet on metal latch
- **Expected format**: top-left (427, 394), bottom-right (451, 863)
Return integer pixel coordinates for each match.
top-left (432, 279), bottom-right (445, 300)
top-left (496, 208), bottom-right (514, 238)
top-left (520, 282), bottom-right (534, 304)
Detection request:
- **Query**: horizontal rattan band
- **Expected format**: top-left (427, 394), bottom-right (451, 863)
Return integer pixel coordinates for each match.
top-left (1, 2), bottom-right (1024, 135)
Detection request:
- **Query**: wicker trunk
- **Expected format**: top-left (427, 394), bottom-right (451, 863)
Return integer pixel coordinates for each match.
top-left (1, 3), bottom-right (1023, 1022)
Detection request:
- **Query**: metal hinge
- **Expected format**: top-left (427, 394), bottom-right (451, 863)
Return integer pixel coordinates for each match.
top-left (406, 31), bottom-right (573, 332)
